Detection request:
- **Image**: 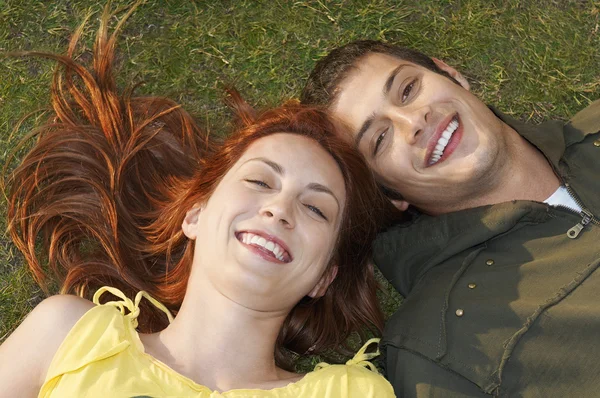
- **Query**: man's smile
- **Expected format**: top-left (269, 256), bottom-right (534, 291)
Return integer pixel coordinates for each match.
top-left (425, 113), bottom-right (463, 167)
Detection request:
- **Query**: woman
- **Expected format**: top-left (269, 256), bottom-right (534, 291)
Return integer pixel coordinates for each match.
top-left (0, 3), bottom-right (396, 398)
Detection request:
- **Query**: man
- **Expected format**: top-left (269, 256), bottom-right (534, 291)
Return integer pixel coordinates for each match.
top-left (301, 40), bottom-right (600, 397)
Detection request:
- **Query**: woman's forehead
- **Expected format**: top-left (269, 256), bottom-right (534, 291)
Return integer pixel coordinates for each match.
top-left (236, 133), bottom-right (346, 196)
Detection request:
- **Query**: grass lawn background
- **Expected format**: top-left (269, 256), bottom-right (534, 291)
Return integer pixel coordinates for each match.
top-left (1, 0), bottom-right (599, 366)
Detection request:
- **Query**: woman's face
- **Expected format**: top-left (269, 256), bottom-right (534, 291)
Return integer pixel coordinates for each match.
top-left (183, 133), bottom-right (346, 312)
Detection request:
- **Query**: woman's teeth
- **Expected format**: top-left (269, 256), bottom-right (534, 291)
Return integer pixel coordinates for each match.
top-left (239, 232), bottom-right (289, 262)
top-left (430, 118), bottom-right (459, 165)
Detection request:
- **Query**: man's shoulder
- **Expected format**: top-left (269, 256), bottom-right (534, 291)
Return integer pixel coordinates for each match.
top-left (568, 99), bottom-right (600, 136)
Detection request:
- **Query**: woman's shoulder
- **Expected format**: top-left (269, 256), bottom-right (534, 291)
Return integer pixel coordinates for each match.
top-left (43, 288), bottom-right (148, 375)
top-left (18, 294), bottom-right (94, 359)
top-left (38, 287), bottom-right (155, 396)
top-left (27, 295), bottom-right (97, 369)
top-left (0, 294), bottom-right (95, 397)
top-left (35, 294), bottom-right (96, 326)
top-left (299, 338), bottom-right (395, 397)
top-left (303, 362), bottom-right (394, 397)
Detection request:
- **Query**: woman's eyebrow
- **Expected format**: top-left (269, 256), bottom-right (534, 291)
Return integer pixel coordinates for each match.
top-left (244, 158), bottom-right (284, 175)
top-left (243, 158), bottom-right (340, 207)
top-left (307, 183), bottom-right (340, 207)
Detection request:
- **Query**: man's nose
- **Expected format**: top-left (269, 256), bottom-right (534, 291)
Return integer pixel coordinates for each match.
top-left (390, 105), bottom-right (431, 145)
top-left (259, 195), bottom-right (295, 228)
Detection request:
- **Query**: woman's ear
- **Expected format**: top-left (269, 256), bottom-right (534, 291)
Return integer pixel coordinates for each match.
top-left (307, 265), bottom-right (338, 298)
top-left (181, 205), bottom-right (203, 240)
top-left (431, 57), bottom-right (471, 91)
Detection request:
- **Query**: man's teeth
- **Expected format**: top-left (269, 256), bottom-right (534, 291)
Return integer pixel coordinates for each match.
top-left (430, 118), bottom-right (459, 165)
top-left (241, 232), bottom-right (287, 261)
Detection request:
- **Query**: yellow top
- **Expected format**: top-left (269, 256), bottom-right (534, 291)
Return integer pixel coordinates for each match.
top-left (39, 286), bottom-right (395, 398)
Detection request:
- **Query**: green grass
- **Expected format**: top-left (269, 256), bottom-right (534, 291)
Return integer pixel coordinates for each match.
top-left (1, 0), bottom-right (599, 367)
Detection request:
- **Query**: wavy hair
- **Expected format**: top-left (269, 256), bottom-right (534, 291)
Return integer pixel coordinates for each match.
top-left (6, 3), bottom-right (393, 370)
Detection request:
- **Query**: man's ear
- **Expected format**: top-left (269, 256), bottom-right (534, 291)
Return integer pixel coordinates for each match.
top-left (391, 199), bottom-right (410, 212)
top-left (182, 205), bottom-right (203, 240)
top-left (431, 57), bottom-right (471, 91)
top-left (308, 265), bottom-right (338, 299)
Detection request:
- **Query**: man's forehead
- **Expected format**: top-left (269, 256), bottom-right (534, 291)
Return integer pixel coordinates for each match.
top-left (353, 52), bottom-right (419, 78)
top-left (333, 53), bottom-right (419, 140)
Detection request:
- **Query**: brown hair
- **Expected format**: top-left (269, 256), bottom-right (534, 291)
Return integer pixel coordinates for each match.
top-left (300, 40), bottom-right (458, 108)
top-left (6, 4), bottom-right (391, 370)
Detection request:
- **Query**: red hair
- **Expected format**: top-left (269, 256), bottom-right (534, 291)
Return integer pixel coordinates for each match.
top-left (6, 3), bottom-right (397, 370)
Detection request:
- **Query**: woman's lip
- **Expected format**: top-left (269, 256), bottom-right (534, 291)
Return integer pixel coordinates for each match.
top-left (239, 241), bottom-right (288, 264)
top-left (424, 113), bottom-right (462, 168)
top-left (235, 230), bottom-right (293, 262)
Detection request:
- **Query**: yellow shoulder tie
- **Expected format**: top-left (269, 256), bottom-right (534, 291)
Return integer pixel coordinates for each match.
top-left (92, 286), bottom-right (174, 328)
top-left (345, 337), bottom-right (381, 372)
top-left (314, 337), bottom-right (381, 372)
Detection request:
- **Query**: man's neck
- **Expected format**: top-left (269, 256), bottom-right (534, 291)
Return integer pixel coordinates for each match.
top-left (478, 128), bottom-right (560, 205)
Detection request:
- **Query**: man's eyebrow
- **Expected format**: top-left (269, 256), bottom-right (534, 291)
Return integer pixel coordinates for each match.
top-left (355, 114), bottom-right (375, 147)
top-left (307, 182), bottom-right (340, 207)
top-left (355, 63), bottom-right (409, 148)
top-left (384, 63), bottom-right (409, 96)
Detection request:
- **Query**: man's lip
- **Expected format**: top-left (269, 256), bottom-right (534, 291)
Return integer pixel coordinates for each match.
top-left (235, 229), bottom-right (293, 262)
top-left (424, 112), bottom-right (460, 167)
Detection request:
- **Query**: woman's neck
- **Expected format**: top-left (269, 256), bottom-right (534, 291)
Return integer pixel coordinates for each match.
top-left (139, 275), bottom-right (301, 392)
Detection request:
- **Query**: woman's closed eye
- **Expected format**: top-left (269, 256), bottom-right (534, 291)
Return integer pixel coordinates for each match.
top-left (245, 177), bottom-right (330, 221)
top-left (305, 204), bottom-right (327, 221)
top-left (245, 179), bottom-right (271, 189)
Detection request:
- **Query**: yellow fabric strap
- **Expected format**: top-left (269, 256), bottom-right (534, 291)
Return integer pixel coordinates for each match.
top-left (92, 286), bottom-right (174, 328)
top-left (314, 338), bottom-right (381, 372)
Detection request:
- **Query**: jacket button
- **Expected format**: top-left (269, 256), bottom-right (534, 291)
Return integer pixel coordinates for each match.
top-left (486, 259), bottom-right (495, 266)
top-left (594, 140), bottom-right (600, 147)
top-left (456, 309), bottom-right (464, 317)
top-left (468, 283), bottom-right (477, 289)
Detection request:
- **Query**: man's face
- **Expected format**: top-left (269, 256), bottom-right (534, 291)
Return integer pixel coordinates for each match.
top-left (332, 53), bottom-right (508, 214)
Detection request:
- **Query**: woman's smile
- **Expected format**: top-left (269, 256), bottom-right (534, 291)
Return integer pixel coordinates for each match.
top-left (236, 230), bottom-right (292, 263)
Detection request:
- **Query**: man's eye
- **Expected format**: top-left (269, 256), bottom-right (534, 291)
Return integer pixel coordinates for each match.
top-left (373, 129), bottom-right (388, 156)
top-left (245, 179), bottom-right (270, 189)
top-left (305, 204), bottom-right (328, 221)
top-left (402, 79), bottom-right (417, 103)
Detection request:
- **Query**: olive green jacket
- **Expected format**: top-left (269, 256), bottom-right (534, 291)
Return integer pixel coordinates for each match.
top-left (375, 100), bottom-right (600, 397)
